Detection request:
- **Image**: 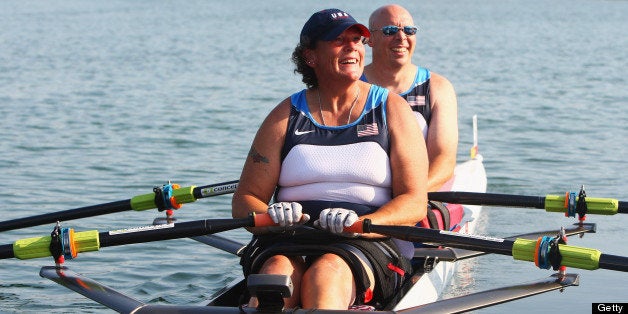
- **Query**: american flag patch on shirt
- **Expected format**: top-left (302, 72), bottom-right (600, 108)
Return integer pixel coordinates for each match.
top-left (407, 95), bottom-right (426, 107)
top-left (357, 123), bottom-right (379, 137)
top-left (408, 96), bottom-right (425, 106)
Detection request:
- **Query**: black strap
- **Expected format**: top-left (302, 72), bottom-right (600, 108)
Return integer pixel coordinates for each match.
top-left (49, 224), bottom-right (63, 263)
top-left (548, 235), bottom-right (566, 271)
top-left (427, 201), bottom-right (450, 230)
top-left (576, 187), bottom-right (588, 221)
top-left (153, 186), bottom-right (167, 211)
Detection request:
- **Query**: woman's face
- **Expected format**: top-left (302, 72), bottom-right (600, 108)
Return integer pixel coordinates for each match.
top-left (309, 26), bottom-right (366, 84)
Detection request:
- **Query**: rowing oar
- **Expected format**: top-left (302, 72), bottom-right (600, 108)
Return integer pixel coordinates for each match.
top-left (0, 180), bottom-right (239, 232)
top-left (0, 213), bottom-right (272, 261)
top-left (346, 220), bottom-right (628, 272)
top-left (10, 179), bottom-right (622, 233)
top-left (428, 188), bottom-right (627, 218)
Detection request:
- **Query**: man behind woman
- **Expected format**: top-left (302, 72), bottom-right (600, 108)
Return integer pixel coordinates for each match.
top-left (364, 4), bottom-right (458, 193)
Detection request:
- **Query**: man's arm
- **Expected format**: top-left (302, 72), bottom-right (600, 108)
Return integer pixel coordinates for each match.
top-left (426, 72), bottom-right (458, 192)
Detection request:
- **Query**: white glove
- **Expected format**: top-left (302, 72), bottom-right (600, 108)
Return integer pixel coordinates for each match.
top-left (316, 208), bottom-right (359, 234)
top-left (267, 202), bottom-right (310, 227)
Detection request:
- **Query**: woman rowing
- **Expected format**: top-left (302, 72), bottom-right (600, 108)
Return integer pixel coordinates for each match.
top-left (232, 8), bottom-right (428, 310)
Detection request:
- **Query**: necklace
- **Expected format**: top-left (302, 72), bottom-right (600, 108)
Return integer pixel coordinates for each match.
top-left (317, 86), bottom-right (360, 126)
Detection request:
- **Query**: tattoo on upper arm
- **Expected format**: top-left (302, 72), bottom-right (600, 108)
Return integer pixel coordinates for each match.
top-left (249, 146), bottom-right (269, 163)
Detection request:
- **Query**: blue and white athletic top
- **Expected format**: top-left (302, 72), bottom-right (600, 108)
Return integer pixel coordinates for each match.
top-left (276, 84), bottom-right (416, 259)
top-left (361, 67), bottom-right (431, 139)
top-left (277, 85), bottom-right (391, 216)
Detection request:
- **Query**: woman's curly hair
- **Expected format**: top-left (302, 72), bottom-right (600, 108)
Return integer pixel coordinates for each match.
top-left (291, 38), bottom-right (318, 89)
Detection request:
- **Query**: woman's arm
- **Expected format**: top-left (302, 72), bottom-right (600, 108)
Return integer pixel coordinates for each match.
top-left (361, 92), bottom-right (428, 227)
top-left (232, 98), bottom-right (291, 220)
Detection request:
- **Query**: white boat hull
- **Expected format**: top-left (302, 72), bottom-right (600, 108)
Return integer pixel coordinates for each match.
top-left (394, 154), bottom-right (487, 310)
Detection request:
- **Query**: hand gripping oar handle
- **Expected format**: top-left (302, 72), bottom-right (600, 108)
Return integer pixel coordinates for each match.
top-left (343, 219), bottom-right (366, 234)
top-left (0, 213), bottom-right (273, 260)
top-left (349, 219), bottom-right (628, 272)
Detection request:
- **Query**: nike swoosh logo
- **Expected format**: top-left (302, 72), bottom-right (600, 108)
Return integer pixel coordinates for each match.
top-left (294, 129), bottom-right (314, 135)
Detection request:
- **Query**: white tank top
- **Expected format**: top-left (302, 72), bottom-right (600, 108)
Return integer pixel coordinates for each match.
top-left (277, 86), bottom-right (391, 207)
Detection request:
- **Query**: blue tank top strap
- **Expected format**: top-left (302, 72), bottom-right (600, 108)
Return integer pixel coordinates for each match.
top-left (400, 66), bottom-right (432, 126)
top-left (361, 67), bottom-right (432, 126)
top-left (289, 89), bottom-right (316, 121)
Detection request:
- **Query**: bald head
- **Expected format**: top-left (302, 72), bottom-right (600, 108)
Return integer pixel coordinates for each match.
top-left (365, 4), bottom-right (417, 73)
top-left (368, 4), bottom-right (414, 30)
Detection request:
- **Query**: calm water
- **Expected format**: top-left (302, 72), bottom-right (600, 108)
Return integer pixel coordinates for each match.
top-left (0, 0), bottom-right (626, 313)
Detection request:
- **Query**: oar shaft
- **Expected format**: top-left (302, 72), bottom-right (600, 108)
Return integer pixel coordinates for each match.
top-left (599, 254), bottom-right (628, 272)
top-left (0, 180), bottom-right (241, 232)
top-left (360, 221), bottom-right (627, 273)
top-left (3, 213), bottom-right (274, 261)
top-left (99, 217), bottom-right (253, 248)
top-left (0, 200), bottom-right (131, 232)
top-left (0, 244), bottom-right (14, 259)
top-left (429, 191), bottom-right (621, 215)
top-left (428, 191), bottom-right (546, 209)
top-left (365, 223), bottom-right (515, 255)
top-left (193, 180), bottom-right (239, 199)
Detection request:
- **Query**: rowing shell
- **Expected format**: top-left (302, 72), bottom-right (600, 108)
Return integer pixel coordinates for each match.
top-left (36, 116), bottom-right (587, 312)
top-left (393, 152), bottom-right (487, 310)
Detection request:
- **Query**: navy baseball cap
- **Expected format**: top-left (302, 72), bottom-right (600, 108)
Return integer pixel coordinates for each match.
top-left (300, 9), bottom-right (370, 45)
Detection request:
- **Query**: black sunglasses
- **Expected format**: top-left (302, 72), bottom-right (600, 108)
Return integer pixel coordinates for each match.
top-left (371, 25), bottom-right (418, 36)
